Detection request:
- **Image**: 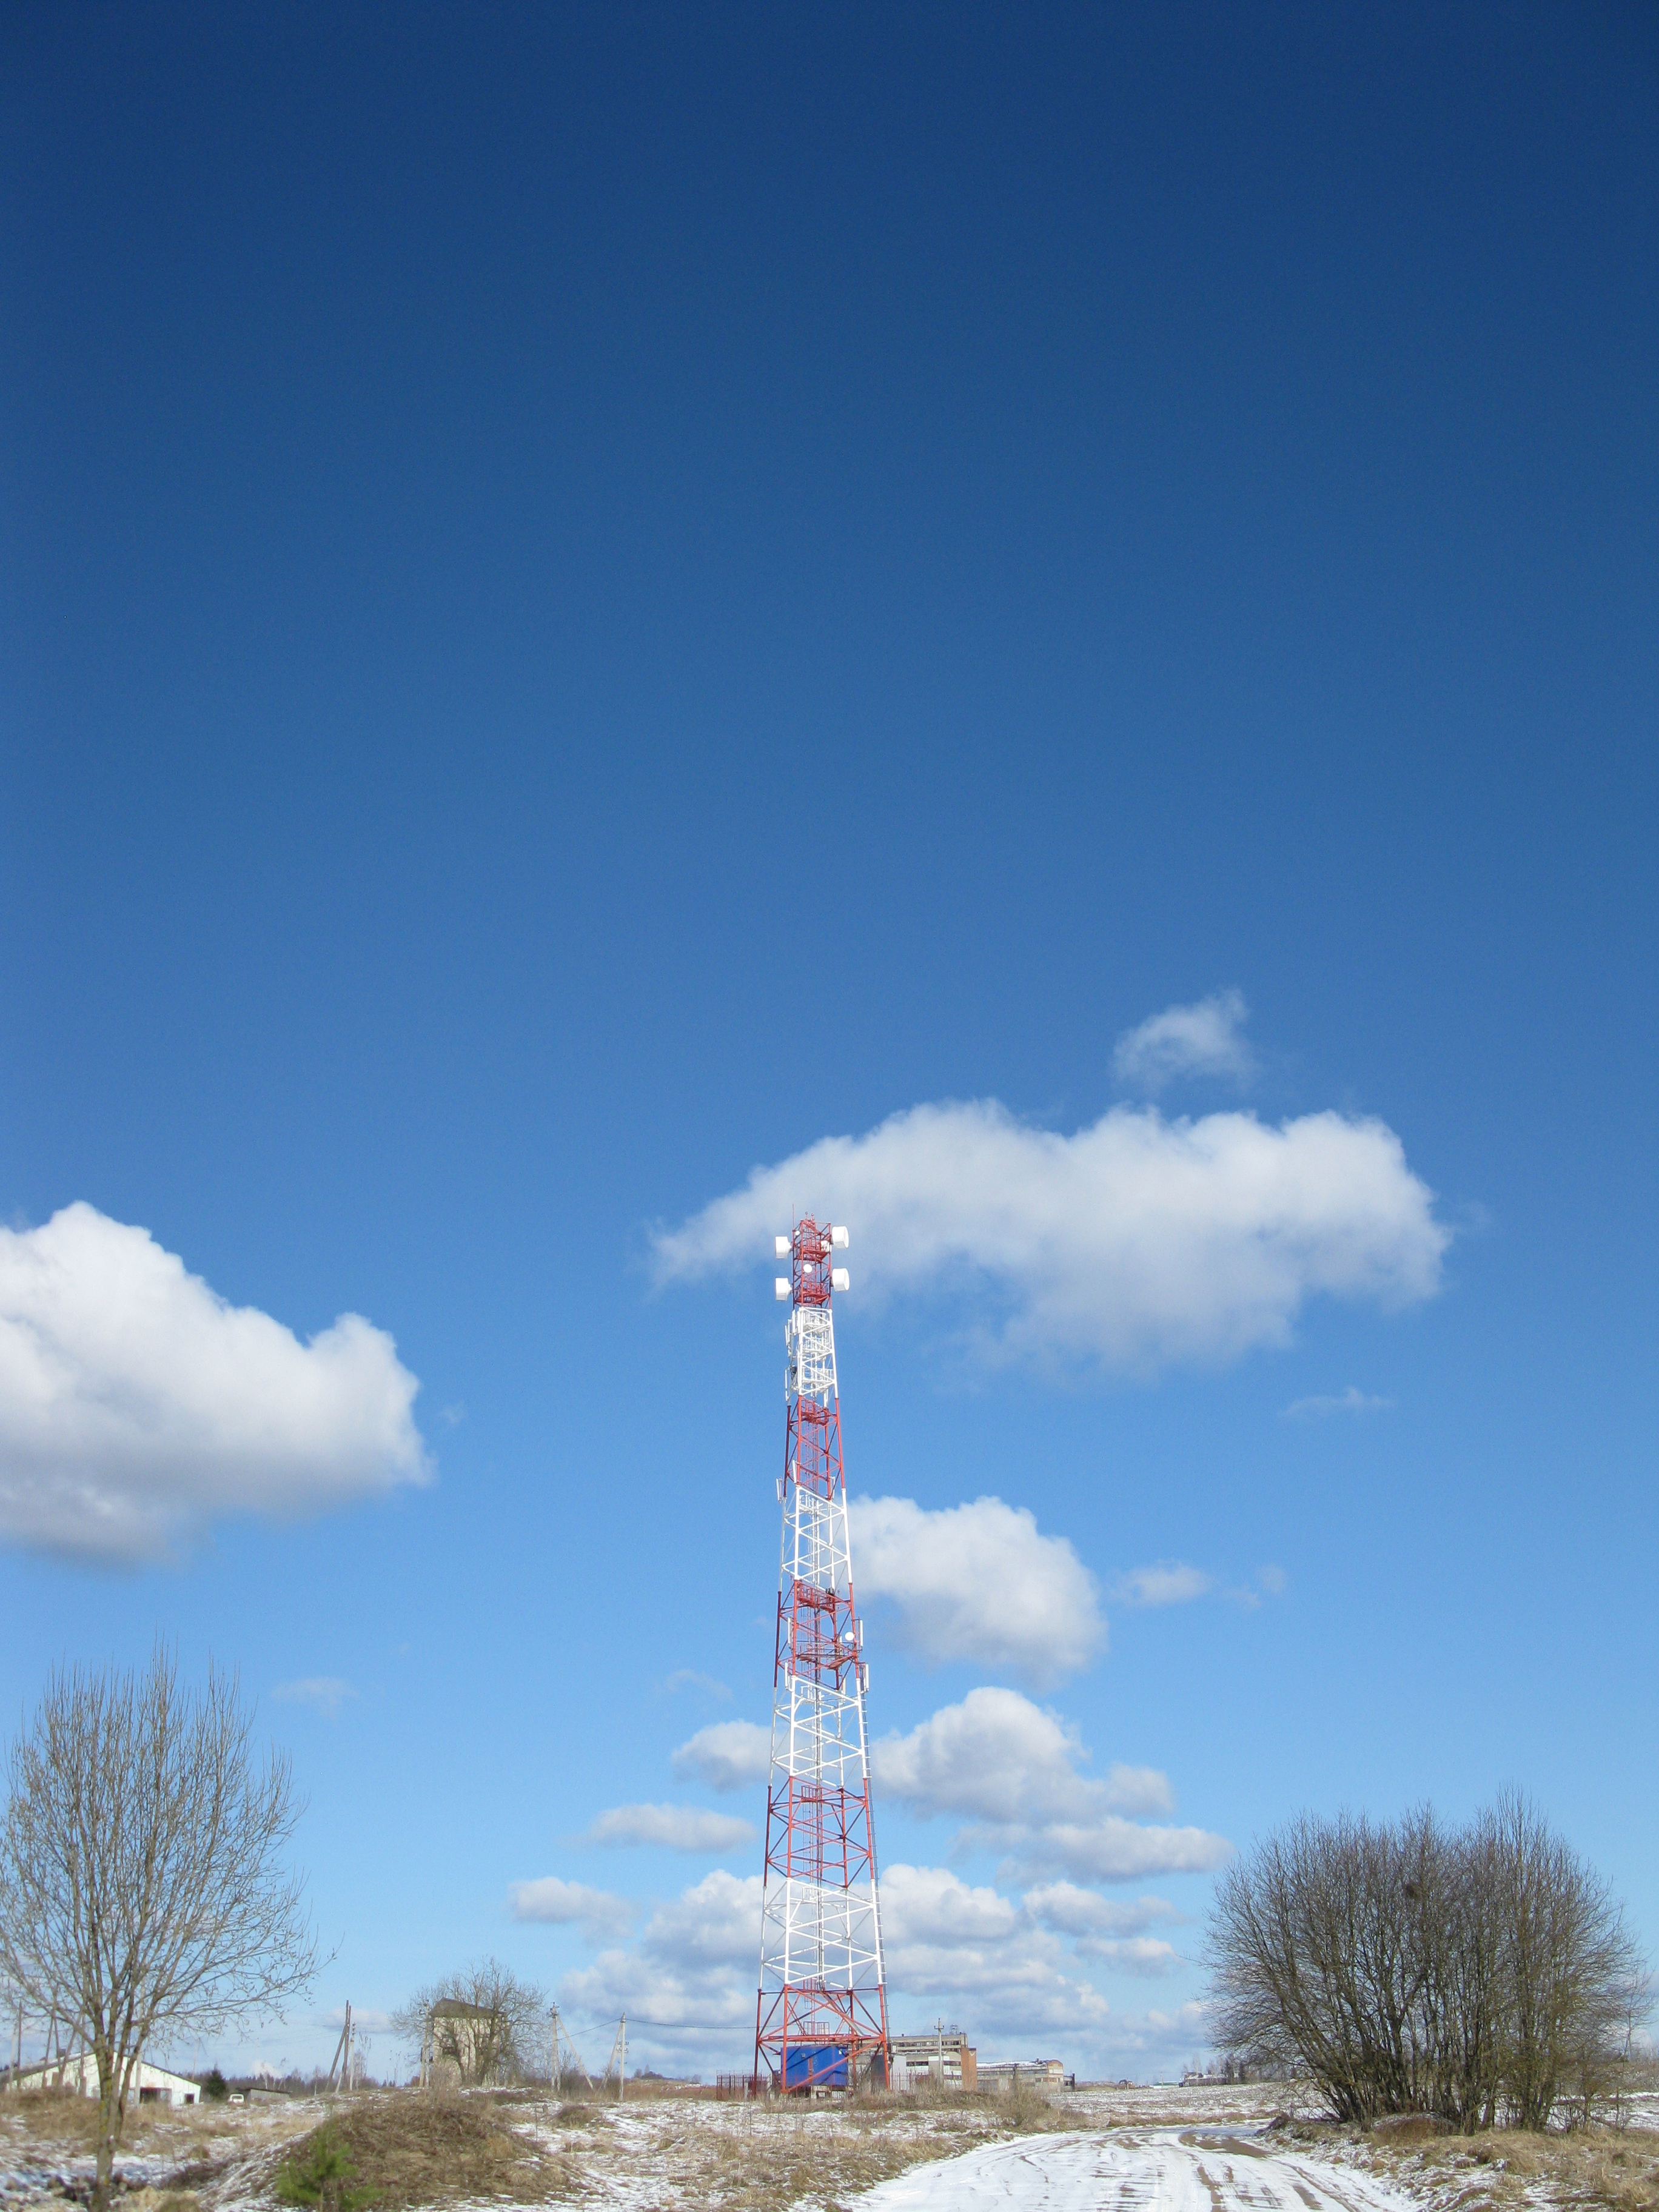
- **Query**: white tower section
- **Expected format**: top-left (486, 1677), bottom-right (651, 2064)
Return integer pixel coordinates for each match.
top-left (754, 1219), bottom-right (888, 2092)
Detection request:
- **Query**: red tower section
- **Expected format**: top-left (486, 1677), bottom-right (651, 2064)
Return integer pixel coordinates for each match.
top-left (753, 1218), bottom-right (889, 2093)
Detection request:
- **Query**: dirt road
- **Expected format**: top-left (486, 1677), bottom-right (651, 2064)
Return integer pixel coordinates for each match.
top-left (854, 2125), bottom-right (1418, 2212)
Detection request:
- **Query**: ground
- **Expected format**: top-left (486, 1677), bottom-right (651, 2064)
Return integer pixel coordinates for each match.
top-left (2, 2077), bottom-right (1654, 2212)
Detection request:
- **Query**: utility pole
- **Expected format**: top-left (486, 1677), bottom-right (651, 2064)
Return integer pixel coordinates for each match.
top-left (755, 1219), bottom-right (888, 2097)
top-left (327, 2002), bottom-right (352, 2093)
top-left (549, 2005), bottom-right (591, 2091)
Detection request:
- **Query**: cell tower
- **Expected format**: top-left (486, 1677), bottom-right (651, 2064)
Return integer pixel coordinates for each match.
top-left (754, 1217), bottom-right (890, 2094)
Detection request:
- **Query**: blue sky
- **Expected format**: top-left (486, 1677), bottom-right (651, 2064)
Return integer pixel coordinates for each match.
top-left (1, 5), bottom-right (1654, 2082)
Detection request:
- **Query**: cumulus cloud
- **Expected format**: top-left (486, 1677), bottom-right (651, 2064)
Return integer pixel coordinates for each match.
top-left (873, 1688), bottom-right (1170, 1825)
top-left (1283, 1385), bottom-right (1395, 1419)
top-left (272, 1677), bottom-right (357, 1718)
top-left (557, 1871), bottom-right (763, 2070)
top-left (879, 1865), bottom-right (1113, 2033)
top-left (635, 1866), bottom-right (765, 1971)
top-left (509, 1877), bottom-right (634, 1940)
top-left (1107, 1996), bottom-right (1213, 2058)
top-left (997, 1818), bottom-right (1231, 1885)
top-left (557, 1861), bottom-right (1187, 2081)
top-left (0, 1203), bottom-right (427, 1563)
top-left (851, 1496), bottom-right (1104, 1686)
top-left (671, 1720), bottom-right (771, 1792)
top-left (583, 1803), bottom-right (754, 1852)
top-left (1112, 990), bottom-right (1255, 1093)
top-left (1024, 1885), bottom-right (1184, 1974)
top-left (1078, 1934), bottom-right (1180, 1973)
top-left (1023, 1883), bottom-right (1177, 1937)
top-left (1113, 1561), bottom-right (1215, 1607)
top-left (651, 1094), bottom-right (1446, 1370)
top-left (871, 1687), bottom-right (1226, 1885)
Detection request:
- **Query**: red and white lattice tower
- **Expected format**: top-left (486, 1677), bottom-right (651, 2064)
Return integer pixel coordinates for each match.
top-left (753, 1218), bottom-right (890, 2094)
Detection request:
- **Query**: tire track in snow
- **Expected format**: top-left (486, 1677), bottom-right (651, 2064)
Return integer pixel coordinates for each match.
top-left (851, 2124), bottom-right (1424, 2212)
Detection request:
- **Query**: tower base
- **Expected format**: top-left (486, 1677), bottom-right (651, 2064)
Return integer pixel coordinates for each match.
top-left (756, 1981), bottom-right (890, 2094)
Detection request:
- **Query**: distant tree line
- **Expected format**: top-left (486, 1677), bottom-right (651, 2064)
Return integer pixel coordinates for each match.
top-left (1207, 1792), bottom-right (1649, 2131)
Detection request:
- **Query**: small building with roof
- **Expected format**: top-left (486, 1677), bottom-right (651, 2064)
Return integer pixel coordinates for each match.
top-left (2, 2052), bottom-right (201, 2105)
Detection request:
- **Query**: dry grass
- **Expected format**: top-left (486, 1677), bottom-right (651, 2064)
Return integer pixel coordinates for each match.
top-left (1248, 2091), bottom-right (1659, 2212)
top-left (619, 2097), bottom-right (991, 2212)
top-left (260, 2095), bottom-right (583, 2208)
top-left (0, 2089), bottom-right (106, 2153)
top-left (1361, 2123), bottom-right (1659, 2212)
top-left (0, 2089), bottom-right (293, 2163)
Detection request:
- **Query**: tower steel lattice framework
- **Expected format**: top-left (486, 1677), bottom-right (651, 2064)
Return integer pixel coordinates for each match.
top-left (753, 1218), bottom-right (890, 2094)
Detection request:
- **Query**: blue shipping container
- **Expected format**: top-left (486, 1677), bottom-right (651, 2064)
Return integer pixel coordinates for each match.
top-left (783, 2043), bottom-right (847, 2091)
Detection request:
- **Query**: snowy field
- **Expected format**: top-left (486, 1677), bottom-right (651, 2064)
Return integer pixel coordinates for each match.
top-left (2, 2079), bottom-right (1655, 2212)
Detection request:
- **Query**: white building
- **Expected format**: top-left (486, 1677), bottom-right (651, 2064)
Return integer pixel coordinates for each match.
top-left (979, 2057), bottom-right (1067, 2090)
top-left (4, 2053), bottom-right (201, 2105)
top-left (888, 2029), bottom-right (977, 2091)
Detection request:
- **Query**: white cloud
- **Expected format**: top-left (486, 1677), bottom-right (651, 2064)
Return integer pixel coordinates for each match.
top-left (997, 1818), bottom-right (1231, 1885)
top-left (1022, 1885), bottom-right (1184, 1976)
top-left (272, 1676), bottom-right (357, 1718)
top-left (851, 1496), bottom-right (1104, 1686)
top-left (1283, 1385), bottom-right (1395, 1419)
top-left (651, 1094), bottom-right (1446, 1371)
top-left (1113, 1561), bottom-right (1214, 1607)
top-left (557, 1871), bottom-right (763, 2074)
top-left (879, 1865), bottom-right (1113, 2037)
top-left (1112, 990), bottom-right (1255, 1093)
top-left (1257, 1563), bottom-right (1287, 1597)
top-left (636, 1867), bottom-right (765, 1971)
top-left (671, 1720), bottom-right (771, 1792)
top-left (1104, 1996), bottom-right (1213, 2060)
top-left (664, 1669), bottom-right (732, 1700)
top-left (0, 1203), bottom-right (427, 1563)
top-left (873, 1688), bottom-right (1171, 1825)
top-left (509, 1877), bottom-right (634, 1940)
top-left (557, 1861), bottom-right (1191, 2082)
top-left (1022, 1883), bottom-right (1177, 1937)
top-left (1076, 1934), bottom-right (1181, 1975)
top-left (871, 1687), bottom-right (1229, 1886)
top-left (583, 1803), bottom-right (755, 1852)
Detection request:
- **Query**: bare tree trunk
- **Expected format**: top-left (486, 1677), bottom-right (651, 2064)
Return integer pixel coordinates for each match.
top-left (95, 2070), bottom-right (120, 2212)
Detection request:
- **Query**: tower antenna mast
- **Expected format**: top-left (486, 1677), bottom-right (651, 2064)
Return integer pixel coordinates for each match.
top-left (754, 1218), bottom-right (889, 2094)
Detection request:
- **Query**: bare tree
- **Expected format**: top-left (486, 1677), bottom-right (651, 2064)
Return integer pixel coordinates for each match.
top-left (1207, 1795), bottom-right (1649, 2132)
top-left (0, 1648), bottom-right (318, 2207)
top-left (392, 1958), bottom-right (547, 2087)
top-left (1205, 1809), bottom-right (1429, 2123)
top-left (1489, 1791), bottom-right (1644, 2130)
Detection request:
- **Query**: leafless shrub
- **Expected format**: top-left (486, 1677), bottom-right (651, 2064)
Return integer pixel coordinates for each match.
top-left (1206, 1792), bottom-right (1647, 2131)
top-left (0, 1647), bottom-right (318, 2211)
